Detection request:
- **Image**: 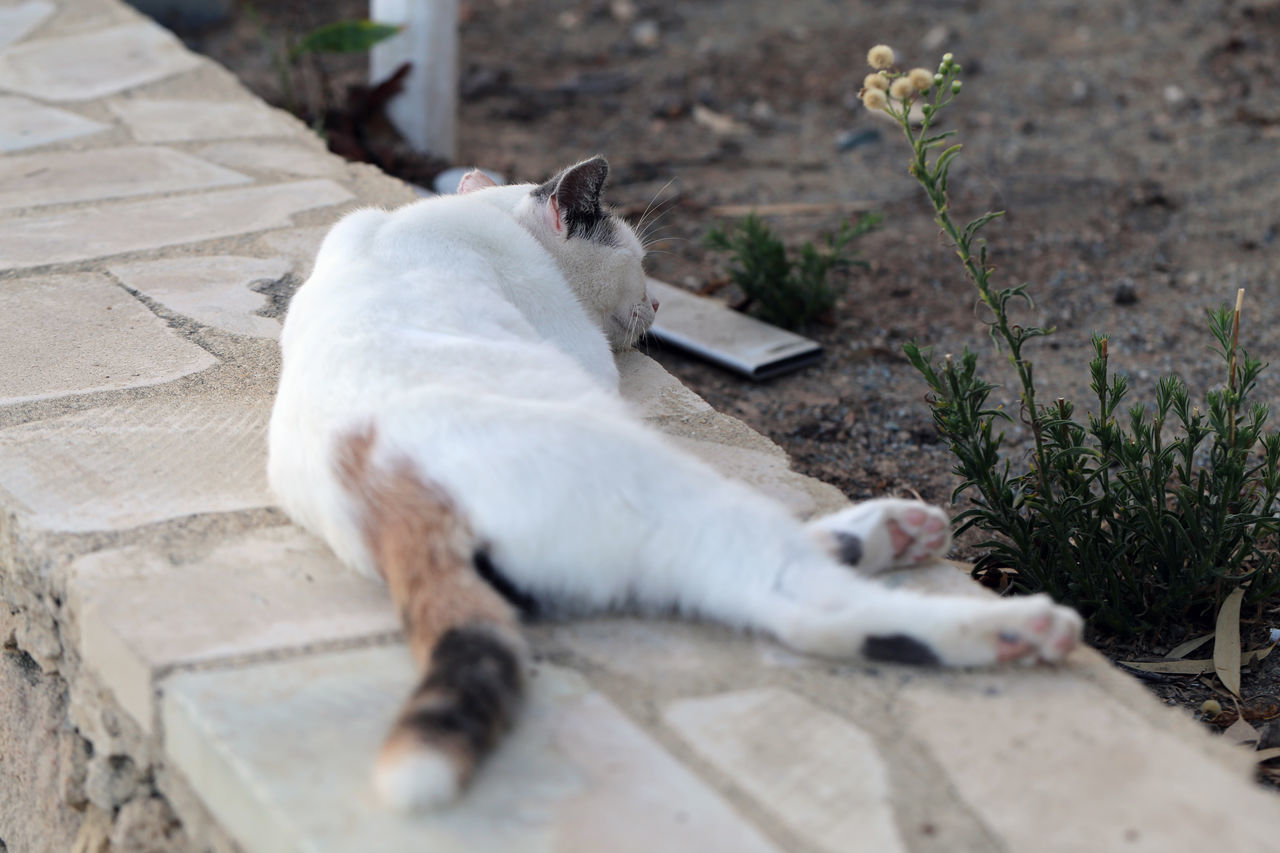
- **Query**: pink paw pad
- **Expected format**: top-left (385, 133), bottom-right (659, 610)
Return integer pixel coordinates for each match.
top-left (995, 631), bottom-right (1034, 662)
top-left (886, 506), bottom-right (950, 564)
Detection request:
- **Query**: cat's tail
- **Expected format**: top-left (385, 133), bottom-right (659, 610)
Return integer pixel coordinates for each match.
top-left (336, 427), bottom-right (526, 811)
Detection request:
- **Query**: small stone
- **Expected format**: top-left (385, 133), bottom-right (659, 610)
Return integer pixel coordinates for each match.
top-left (59, 731), bottom-right (91, 807)
top-left (652, 93), bottom-right (690, 118)
top-left (1163, 84), bottom-right (1187, 106)
top-left (84, 754), bottom-right (144, 811)
top-left (632, 19), bottom-right (660, 49)
top-left (68, 805), bottom-right (112, 853)
top-left (108, 797), bottom-right (187, 853)
top-left (920, 24), bottom-right (951, 52)
top-left (610, 0), bottom-right (637, 22)
top-left (835, 128), bottom-right (882, 151)
top-left (1114, 278), bottom-right (1138, 305)
top-left (750, 99), bottom-right (775, 123)
top-left (1070, 80), bottom-right (1089, 104)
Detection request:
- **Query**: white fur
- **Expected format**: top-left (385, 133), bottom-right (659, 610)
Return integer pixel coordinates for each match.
top-left (374, 748), bottom-right (460, 812)
top-left (269, 161), bottom-right (1083, 690)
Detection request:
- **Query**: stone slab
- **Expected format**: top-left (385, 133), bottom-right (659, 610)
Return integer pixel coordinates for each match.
top-left (0, 179), bottom-right (353, 270)
top-left (0, 393), bottom-right (272, 533)
top-left (163, 652), bottom-right (778, 853)
top-left (0, 272), bottom-right (216, 405)
top-left (108, 255), bottom-right (290, 339)
top-left (68, 526), bottom-right (399, 735)
top-left (664, 687), bottom-right (904, 853)
top-left (257, 225), bottom-right (330, 276)
top-left (617, 350), bottom-right (715, 421)
top-left (902, 673), bottom-right (1280, 851)
top-left (0, 94), bottom-right (108, 152)
top-left (193, 140), bottom-right (342, 178)
top-left (0, 22), bottom-right (202, 102)
top-left (671, 434), bottom-right (817, 517)
top-left (0, 1), bottom-right (55, 50)
top-left (108, 97), bottom-right (298, 142)
top-left (0, 145), bottom-right (250, 212)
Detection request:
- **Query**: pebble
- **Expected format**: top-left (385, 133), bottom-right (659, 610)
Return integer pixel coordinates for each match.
top-left (1114, 278), bottom-right (1138, 305)
top-left (1163, 84), bottom-right (1187, 106)
top-left (610, 0), bottom-right (637, 22)
top-left (632, 19), bottom-right (660, 49)
top-left (921, 24), bottom-right (952, 52)
top-left (835, 128), bottom-right (881, 151)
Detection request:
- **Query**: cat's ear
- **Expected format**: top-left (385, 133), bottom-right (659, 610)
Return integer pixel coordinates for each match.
top-left (538, 156), bottom-right (609, 236)
top-left (457, 169), bottom-right (498, 194)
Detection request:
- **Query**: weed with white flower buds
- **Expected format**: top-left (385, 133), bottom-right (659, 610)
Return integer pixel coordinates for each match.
top-left (866, 46), bottom-right (1280, 635)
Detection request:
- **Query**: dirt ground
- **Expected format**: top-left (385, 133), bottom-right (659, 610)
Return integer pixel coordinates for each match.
top-left (183, 0), bottom-right (1280, 776)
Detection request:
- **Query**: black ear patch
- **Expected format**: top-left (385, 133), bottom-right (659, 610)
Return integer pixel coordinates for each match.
top-left (535, 156), bottom-right (612, 240)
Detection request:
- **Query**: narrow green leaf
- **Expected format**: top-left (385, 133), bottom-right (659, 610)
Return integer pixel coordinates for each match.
top-left (962, 210), bottom-right (1005, 244)
top-left (291, 20), bottom-right (402, 59)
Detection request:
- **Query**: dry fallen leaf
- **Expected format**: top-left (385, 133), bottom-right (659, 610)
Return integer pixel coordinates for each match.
top-left (1165, 632), bottom-right (1214, 660)
top-left (1120, 643), bottom-right (1275, 676)
top-left (1223, 716), bottom-right (1260, 746)
top-left (1214, 587), bottom-right (1245, 698)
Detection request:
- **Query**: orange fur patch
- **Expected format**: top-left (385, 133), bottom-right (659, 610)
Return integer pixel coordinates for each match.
top-left (335, 426), bottom-right (516, 665)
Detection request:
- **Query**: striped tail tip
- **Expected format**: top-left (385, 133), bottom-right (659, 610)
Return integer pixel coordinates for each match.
top-left (373, 739), bottom-right (463, 812)
top-left (372, 625), bottom-right (525, 811)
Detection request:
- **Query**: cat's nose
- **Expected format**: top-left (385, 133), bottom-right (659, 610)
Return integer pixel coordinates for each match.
top-left (651, 299), bottom-right (660, 312)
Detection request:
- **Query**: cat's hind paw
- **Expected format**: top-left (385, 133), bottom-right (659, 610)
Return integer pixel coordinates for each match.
top-left (809, 498), bottom-right (952, 574)
top-left (935, 594), bottom-right (1083, 667)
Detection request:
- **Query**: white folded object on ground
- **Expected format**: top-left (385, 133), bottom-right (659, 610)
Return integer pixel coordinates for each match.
top-left (645, 278), bottom-right (823, 380)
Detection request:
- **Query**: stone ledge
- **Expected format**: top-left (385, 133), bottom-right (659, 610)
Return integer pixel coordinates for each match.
top-left (1, 0), bottom-right (1278, 851)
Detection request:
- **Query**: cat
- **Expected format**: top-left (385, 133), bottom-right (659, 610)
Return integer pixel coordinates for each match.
top-left (267, 156), bottom-right (1083, 812)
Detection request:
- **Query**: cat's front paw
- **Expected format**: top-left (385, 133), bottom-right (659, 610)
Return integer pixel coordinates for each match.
top-left (935, 595), bottom-right (1083, 667)
top-left (809, 498), bottom-right (952, 574)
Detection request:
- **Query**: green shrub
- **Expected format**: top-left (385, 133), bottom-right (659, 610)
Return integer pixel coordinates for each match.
top-left (864, 48), bottom-right (1280, 634)
top-left (704, 213), bottom-right (881, 330)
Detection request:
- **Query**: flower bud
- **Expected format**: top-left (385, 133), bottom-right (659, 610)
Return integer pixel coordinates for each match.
top-left (908, 67), bottom-right (934, 91)
top-left (863, 72), bottom-right (889, 92)
top-left (934, 72), bottom-right (944, 84)
top-left (952, 80), bottom-right (963, 93)
top-left (889, 76), bottom-right (916, 100)
top-left (867, 44), bottom-right (895, 69)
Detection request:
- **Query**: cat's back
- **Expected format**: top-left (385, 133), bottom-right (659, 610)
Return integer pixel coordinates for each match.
top-left (286, 192), bottom-right (554, 347)
top-left (273, 187), bottom-right (622, 437)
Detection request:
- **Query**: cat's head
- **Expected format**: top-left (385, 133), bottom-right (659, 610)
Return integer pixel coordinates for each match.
top-left (459, 157), bottom-right (657, 351)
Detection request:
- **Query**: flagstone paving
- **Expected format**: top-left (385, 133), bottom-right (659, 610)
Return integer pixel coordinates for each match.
top-left (0, 272), bottom-right (216, 404)
top-left (0, 93), bottom-right (106, 151)
top-left (2, 0), bottom-right (1280, 851)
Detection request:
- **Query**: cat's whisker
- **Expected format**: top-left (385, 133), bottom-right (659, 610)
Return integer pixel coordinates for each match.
top-left (636, 194), bottom-right (682, 247)
top-left (640, 229), bottom-right (689, 254)
top-left (633, 178), bottom-right (678, 237)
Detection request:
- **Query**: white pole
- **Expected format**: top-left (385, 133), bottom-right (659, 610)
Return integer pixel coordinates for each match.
top-left (370, 0), bottom-right (458, 161)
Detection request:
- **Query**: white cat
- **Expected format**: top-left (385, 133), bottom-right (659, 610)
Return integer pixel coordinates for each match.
top-left (267, 157), bottom-right (1082, 812)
